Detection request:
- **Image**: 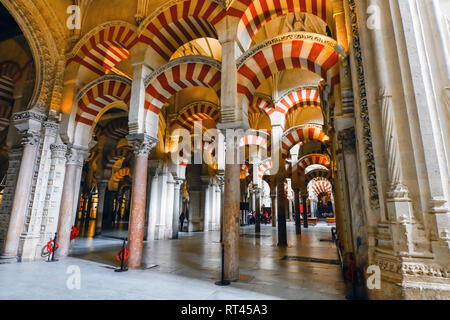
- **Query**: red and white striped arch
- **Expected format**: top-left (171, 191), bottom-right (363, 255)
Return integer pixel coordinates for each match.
top-left (305, 167), bottom-right (330, 184)
top-left (297, 153), bottom-right (330, 170)
top-left (145, 59), bottom-right (221, 116)
top-left (308, 177), bottom-right (332, 198)
top-left (171, 101), bottom-right (220, 131)
top-left (249, 95), bottom-right (273, 115)
top-left (257, 159), bottom-right (273, 179)
top-left (230, 0), bottom-right (335, 51)
top-left (277, 88), bottom-right (321, 116)
top-left (239, 134), bottom-right (268, 149)
top-left (281, 124), bottom-right (329, 158)
top-left (139, 0), bottom-right (226, 61)
top-left (76, 77), bottom-right (132, 126)
top-left (68, 24), bottom-right (139, 75)
top-left (237, 36), bottom-right (339, 110)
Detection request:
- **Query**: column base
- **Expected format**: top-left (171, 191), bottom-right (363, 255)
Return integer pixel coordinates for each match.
top-left (0, 255), bottom-right (17, 264)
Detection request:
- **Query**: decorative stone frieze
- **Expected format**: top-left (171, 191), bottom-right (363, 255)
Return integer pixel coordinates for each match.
top-left (348, 0), bottom-right (379, 209)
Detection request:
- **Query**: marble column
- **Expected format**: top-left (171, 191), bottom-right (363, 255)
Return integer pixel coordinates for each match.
top-left (201, 176), bottom-right (212, 231)
top-left (1, 113), bottom-right (42, 260)
top-left (164, 173), bottom-right (175, 239)
top-left (171, 179), bottom-right (183, 239)
top-left (270, 193), bottom-right (277, 227)
top-left (223, 150), bottom-right (241, 281)
top-left (127, 134), bottom-right (157, 269)
top-left (254, 187), bottom-right (261, 233)
top-left (213, 182), bottom-right (221, 230)
top-left (277, 177), bottom-right (287, 247)
top-left (302, 196), bottom-right (309, 228)
top-left (95, 180), bottom-right (108, 236)
top-left (147, 169), bottom-right (160, 241)
top-left (56, 145), bottom-right (88, 258)
top-left (294, 189), bottom-right (301, 235)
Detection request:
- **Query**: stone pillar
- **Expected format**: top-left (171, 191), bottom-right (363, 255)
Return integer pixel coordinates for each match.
top-left (302, 196), bottom-right (308, 228)
top-left (1, 112), bottom-right (42, 260)
top-left (95, 180), bottom-right (108, 235)
top-left (164, 173), bottom-right (175, 239)
top-left (294, 188), bottom-right (301, 235)
top-left (223, 157), bottom-right (240, 281)
top-left (20, 121), bottom-right (61, 261)
top-left (270, 178), bottom-right (277, 227)
top-left (288, 199), bottom-right (293, 221)
top-left (217, 17), bottom-right (244, 281)
top-left (0, 147), bottom-right (22, 254)
top-left (201, 176), bottom-right (212, 231)
top-left (217, 174), bottom-right (225, 240)
top-left (40, 142), bottom-right (67, 252)
top-left (146, 168), bottom-right (160, 241)
top-left (338, 128), bottom-right (368, 266)
top-left (56, 145), bottom-right (88, 258)
top-left (188, 167), bottom-right (202, 232)
top-left (213, 182), bottom-right (222, 230)
top-left (254, 187), bottom-right (261, 233)
top-left (277, 177), bottom-right (287, 246)
top-left (171, 178), bottom-right (183, 239)
top-left (127, 134), bottom-right (157, 269)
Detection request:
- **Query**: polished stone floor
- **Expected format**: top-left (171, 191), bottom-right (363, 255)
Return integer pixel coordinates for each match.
top-left (0, 221), bottom-right (347, 300)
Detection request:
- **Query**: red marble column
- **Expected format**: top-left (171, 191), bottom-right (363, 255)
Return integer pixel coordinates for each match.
top-left (56, 146), bottom-right (87, 258)
top-left (223, 160), bottom-right (240, 281)
top-left (95, 180), bottom-right (108, 235)
top-left (2, 129), bottom-right (41, 259)
top-left (127, 135), bottom-right (156, 269)
top-left (277, 177), bottom-right (287, 247)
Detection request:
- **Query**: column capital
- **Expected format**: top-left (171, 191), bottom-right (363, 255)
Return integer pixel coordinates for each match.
top-left (66, 145), bottom-right (89, 167)
top-left (19, 130), bottom-right (42, 146)
top-left (50, 143), bottom-right (68, 160)
top-left (127, 134), bottom-right (158, 157)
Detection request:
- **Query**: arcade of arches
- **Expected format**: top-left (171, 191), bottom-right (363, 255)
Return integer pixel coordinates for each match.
top-left (0, 0), bottom-right (449, 300)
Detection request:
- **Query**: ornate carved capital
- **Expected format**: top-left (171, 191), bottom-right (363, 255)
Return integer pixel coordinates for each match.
top-left (386, 182), bottom-right (410, 200)
top-left (50, 143), bottom-right (68, 159)
top-left (127, 134), bottom-right (158, 157)
top-left (20, 130), bottom-right (41, 146)
top-left (66, 146), bottom-right (89, 167)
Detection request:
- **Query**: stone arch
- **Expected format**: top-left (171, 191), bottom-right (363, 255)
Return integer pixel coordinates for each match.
top-left (237, 33), bottom-right (339, 111)
top-left (277, 87), bottom-right (321, 125)
top-left (170, 101), bottom-right (220, 131)
top-left (67, 21), bottom-right (139, 76)
top-left (296, 153), bottom-right (330, 170)
top-left (73, 75), bottom-right (131, 147)
top-left (143, 56), bottom-right (221, 137)
top-left (281, 123), bottom-right (329, 158)
top-left (257, 158), bottom-right (273, 179)
top-left (229, 0), bottom-right (335, 52)
top-left (0, 0), bottom-right (66, 111)
top-left (308, 177), bottom-right (332, 198)
top-left (138, 0), bottom-right (226, 63)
